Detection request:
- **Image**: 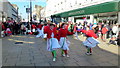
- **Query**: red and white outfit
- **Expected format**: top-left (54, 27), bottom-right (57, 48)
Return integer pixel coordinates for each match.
top-left (59, 28), bottom-right (71, 50)
top-left (32, 24), bottom-right (36, 32)
top-left (44, 27), bottom-right (61, 51)
top-left (82, 29), bottom-right (99, 55)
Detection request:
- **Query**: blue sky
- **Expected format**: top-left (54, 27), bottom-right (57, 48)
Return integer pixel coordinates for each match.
top-left (8, 0), bottom-right (46, 19)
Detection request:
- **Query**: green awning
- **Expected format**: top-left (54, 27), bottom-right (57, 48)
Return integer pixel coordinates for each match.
top-left (54, 1), bottom-right (120, 17)
top-left (118, 1), bottom-right (120, 11)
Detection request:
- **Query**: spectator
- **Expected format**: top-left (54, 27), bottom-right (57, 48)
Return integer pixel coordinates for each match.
top-left (5, 28), bottom-right (12, 36)
top-left (94, 26), bottom-right (99, 36)
top-left (20, 24), bottom-right (26, 35)
top-left (31, 23), bottom-right (37, 34)
top-left (112, 24), bottom-right (118, 38)
top-left (101, 25), bottom-right (108, 42)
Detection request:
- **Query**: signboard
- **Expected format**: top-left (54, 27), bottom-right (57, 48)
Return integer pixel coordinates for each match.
top-left (26, 8), bottom-right (30, 13)
top-left (68, 10), bottom-right (85, 16)
top-left (55, 1), bottom-right (119, 17)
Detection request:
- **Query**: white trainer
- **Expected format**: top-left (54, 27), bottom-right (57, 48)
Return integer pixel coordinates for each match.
top-left (62, 54), bottom-right (65, 57)
top-left (53, 58), bottom-right (56, 61)
top-left (85, 53), bottom-right (90, 55)
top-left (66, 55), bottom-right (70, 57)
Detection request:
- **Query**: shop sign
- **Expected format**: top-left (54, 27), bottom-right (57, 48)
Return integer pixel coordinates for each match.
top-left (68, 10), bottom-right (85, 16)
top-left (55, 1), bottom-right (119, 17)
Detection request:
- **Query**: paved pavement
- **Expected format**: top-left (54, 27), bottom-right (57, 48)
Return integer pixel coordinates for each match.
top-left (2, 35), bottom-right (119, 66)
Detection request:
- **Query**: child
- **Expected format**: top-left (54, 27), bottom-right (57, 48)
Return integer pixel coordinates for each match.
top-left (59, 23), bottom-right (71, 57)
top-left (36, 23), bottom-right (43, 38)
top-left (44, 23), bottom-right (61, 61)
top-left (82, 26), bottom-right (99, 55)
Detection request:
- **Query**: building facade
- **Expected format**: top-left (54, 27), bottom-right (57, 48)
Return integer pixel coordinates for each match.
top-left (12, 4), bottom-right (19, 22)
top-left (40, 7), bottom-right (46, 22)
top-left (32, 5), bottom-right (43, 23)
top-left (45, 0), bottom-right (120, 24)
top-left (1, 0), bottom-right (19, 22)
top-left (0, 0), bottom-right (3, 22)
top-left (46, 0), bottom-right (116, 17)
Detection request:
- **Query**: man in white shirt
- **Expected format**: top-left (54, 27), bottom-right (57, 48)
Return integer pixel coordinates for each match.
top-left (112, 24), bottom-right (118, 38)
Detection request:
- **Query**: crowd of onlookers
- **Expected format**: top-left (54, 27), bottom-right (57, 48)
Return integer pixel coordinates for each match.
top-left (0, 20), bottom-right (120, 46)
top-left (1, 22), bottom-right (38, 37)
top-left (73, 21), bottom-right (120, 46)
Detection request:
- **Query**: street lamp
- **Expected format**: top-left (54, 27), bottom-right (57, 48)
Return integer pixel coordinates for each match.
top-left (30, 0), bottom-right (32, 23)
top-left (39, 7), bottom-right (43, 23)
top-left (1, 11), bottom-right (5, 22)
top-left (2, 11), bottom-right (3, 22)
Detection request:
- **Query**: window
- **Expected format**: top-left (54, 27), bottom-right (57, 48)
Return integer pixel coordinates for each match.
top-left (79, 3), bottom-right (81, 5)
top-left (70, 3), bottom-right (71, 6)
top-left (75, 1), bottom-right (77, 4)
top-left (65, 0), bottom-right (66, 2)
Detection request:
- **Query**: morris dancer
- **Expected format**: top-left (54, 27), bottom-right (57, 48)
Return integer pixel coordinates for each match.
top-left (82, 26), bottom-right (99, 55)
top-left (36, 23), bottom-right (43, 38)
top-left (44, 23), bottom-right (61, 61)
top-left (59, 23), bottom-right (72, 57)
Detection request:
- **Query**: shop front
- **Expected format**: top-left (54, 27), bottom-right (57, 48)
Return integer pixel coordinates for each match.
top-left (54, 1), bottom-right (120, 24)
top-left (95, 12), bottom-right (118, 24)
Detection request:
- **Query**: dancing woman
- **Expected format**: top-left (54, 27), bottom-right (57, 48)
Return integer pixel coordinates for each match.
top-left (59, 23), bottom-right (72, 57)
top-left (44, 24), bottom-right (61, 61)
top-left (82, 26), bottom-right (99, 55)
